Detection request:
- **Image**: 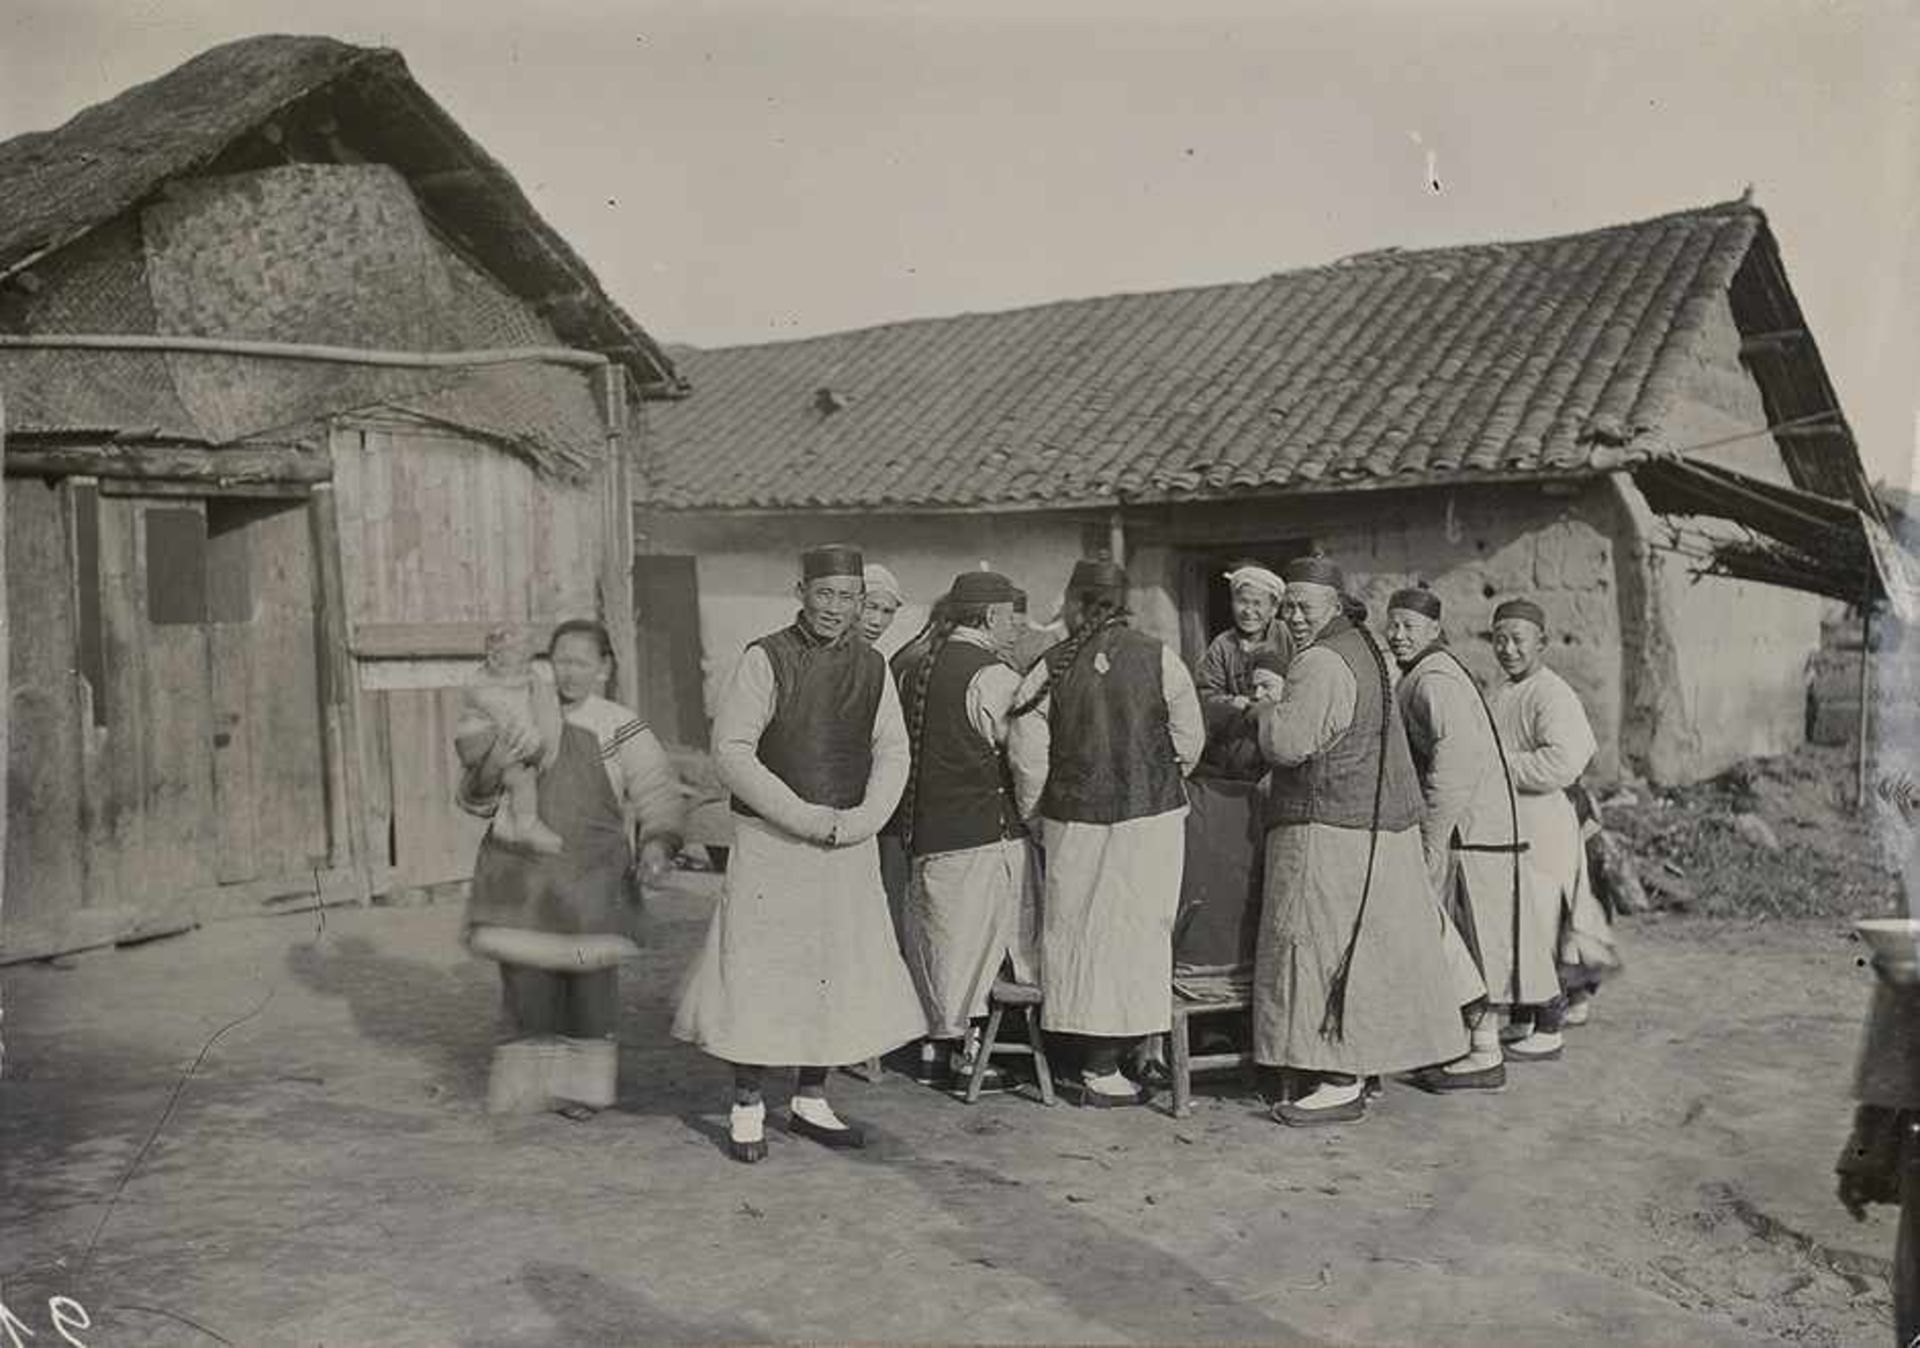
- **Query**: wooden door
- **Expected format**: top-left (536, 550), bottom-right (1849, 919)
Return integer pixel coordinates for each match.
top-left (88, 495), bottom-right (328, 915)
top-left (633, 552), bottom-right (706, 747)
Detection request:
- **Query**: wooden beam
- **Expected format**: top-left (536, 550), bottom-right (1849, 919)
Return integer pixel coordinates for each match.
top-left (351, 620), bottom-right (564, 660)
top-left (595, 365), bottom-right (638, 707)
top-left (0, 396), bottom-right (7, 957)
top-left (310, 484), bottom-right (375, 904)
top-left (6, 444), bottom-right (332, 485)
top-left (1739, 328), bottom-right (1809, 357)
top-left (99, 479), bottom-right (312, 500)
top-left (1773, 422), bottom-right (1848, 442)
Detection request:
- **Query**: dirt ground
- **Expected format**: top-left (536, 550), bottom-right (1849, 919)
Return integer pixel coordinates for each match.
top-left (0, 872), bottom-right (1904, 1348)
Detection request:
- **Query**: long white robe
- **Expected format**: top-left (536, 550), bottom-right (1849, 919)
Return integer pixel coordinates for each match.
top-left (671, 642), bottom-right (928, 1065)
top-left (1399, 651), bottom-right (1559, 1007)
top-left (1008, 637), bottom-right (1205, 1036)
top-left (899, 629), bottom-right (1040, 1037)
top-left (1488, 665), bottom-right (1618, 980)
top-left (1252, 645), bottom-right (1476, 1074)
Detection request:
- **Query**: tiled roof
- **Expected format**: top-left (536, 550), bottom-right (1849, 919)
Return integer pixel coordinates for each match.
top-left (644, 201), bottom-right (1778, 511)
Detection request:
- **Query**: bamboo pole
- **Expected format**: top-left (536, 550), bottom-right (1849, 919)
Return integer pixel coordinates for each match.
top-left (594, 366), bottom-right (637, 706)
top-left (0, 393), bottom-right (9, 1025)
top-left (309, 483), bottom-right (375, 903)
top-left (1858, 601), bottom-right (1875, 813)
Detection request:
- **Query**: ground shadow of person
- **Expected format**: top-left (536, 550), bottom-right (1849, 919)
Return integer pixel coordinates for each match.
top-left (284, 934), bottom-right (496, 1100)
top-left (462, 1259), bottom-right (761, 1347)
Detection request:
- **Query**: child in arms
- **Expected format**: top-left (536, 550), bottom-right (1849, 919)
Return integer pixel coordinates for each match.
top-left (455, 625), bottom-right (564, 854)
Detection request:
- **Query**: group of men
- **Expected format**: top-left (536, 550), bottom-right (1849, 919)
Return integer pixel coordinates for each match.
top-left (670, 542), bottom-right (1617, 1161)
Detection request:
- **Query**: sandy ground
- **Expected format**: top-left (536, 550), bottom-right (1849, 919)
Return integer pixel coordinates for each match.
top-left (0, 876), bottom-right (1904, 1347)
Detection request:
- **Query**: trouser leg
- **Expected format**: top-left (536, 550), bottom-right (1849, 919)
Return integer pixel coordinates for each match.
top-left (1082, 1035), bottom-right (1137, 1078)
top-left (499, 963), bottom-right (564, 1037)
top-left (561, 968), bottom-right (619, 1039)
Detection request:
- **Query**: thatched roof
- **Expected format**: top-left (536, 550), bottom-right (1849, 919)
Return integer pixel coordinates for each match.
top-left (0, 33), bottom-right (682, 398)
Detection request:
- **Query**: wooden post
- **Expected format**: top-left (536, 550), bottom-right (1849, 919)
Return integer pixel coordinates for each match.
top-left (309, 483), bottom-right (375, 903)
top-left (1107, 508), bottom-right (1128, 569)
top-left (594, 366), bottom-right (637, 707)
top-left (1858, 603), bottom-right (1875, 813)
top-left (0, 394), bottom-right (9, 993)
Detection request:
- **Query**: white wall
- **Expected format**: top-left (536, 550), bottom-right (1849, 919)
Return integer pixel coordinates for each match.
top-left (637, 510), bottom-right (1087, 715)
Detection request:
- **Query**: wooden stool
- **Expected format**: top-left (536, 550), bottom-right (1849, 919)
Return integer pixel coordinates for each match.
top-left (965, 979), bottom-right (1056, 1106)
top-left (1169, 992), bottom-right (1254, 1118)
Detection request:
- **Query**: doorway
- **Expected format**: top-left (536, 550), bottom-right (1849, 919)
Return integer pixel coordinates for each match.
top-left (1174, 541), bottom-right (1314, 666)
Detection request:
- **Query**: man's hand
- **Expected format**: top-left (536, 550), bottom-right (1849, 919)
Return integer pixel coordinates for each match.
top-left (636, 838), bottom-right (674, 884)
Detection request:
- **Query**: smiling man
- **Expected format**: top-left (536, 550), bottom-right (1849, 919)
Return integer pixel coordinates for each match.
top-left (1251, 555), bottom-right (1478, 1125)
top-left (673, 543), bottom-right (927, 1163)
top-left (1485, 597), bottom-right (1620, 1061)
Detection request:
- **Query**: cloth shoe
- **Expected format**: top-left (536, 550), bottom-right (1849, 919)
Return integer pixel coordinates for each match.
top-left (1272, 1079), bottom-right (1367, 1126)
top-left (729, 1101), bottom-right (768, 1164)
top-left (788, 1095), bottom-right (866, 1149)
top-left (1506, 1029), bottom-right (1565, 1062)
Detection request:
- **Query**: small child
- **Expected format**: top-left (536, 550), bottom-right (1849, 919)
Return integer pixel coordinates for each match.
top-left (1248, 646), bottom-right (1288, 705)
top-left (455, 625), bottom-right (564, 855)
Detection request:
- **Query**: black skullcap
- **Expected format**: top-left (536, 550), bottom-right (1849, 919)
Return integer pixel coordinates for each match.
top-left (1491, 597), bottom-right (1547, 630)
top-left (949, 570), bottom-right (1019, 606)
top-left (1249, 646), bottom-right (1290, 677)
top-left (1389, 584), bottom-right (1442, 620)
top-left (1282, 554), bottom-right (1345, 590)
top-left (801, 543), bottom-right (864, 580)
top-left (1068, 558), bottom-right (1128, 593)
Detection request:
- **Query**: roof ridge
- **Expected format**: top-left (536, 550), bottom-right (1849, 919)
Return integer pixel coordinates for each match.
top-left (675, 196), bottom-right (1764, 360)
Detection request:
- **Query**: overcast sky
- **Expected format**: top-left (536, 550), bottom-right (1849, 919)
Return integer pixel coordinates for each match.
top-left (5, 0), bottom-right (1916, 484)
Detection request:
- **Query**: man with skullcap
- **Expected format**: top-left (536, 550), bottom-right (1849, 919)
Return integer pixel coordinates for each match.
top-left (674, 543), bottom-right (927, 1162)
top-left (1252, 555), bottom-right (1477, 1125)
top-left (1386, 584), bottom-right (1555, 1092)
top-left (1486, 596), bottom-right (1619, 1061)
top-left (858, 562), bottom-right (906, 646)
top-left (1008, 558), bottom-right (1205, 1106)
top-left (893, 570), bottom-right (1040, 1086)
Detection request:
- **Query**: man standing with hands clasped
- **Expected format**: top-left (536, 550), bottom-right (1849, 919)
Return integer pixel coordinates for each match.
top-left (673, 544), bottom-right (928, 1163)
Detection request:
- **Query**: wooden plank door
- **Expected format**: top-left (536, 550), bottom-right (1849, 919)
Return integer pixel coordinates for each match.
top-left (94, 497), bottom-right (220, 910)
top-left (384, 686), bottom-right (488, 891)
top-left (633, 553), bottom-right (706, 747)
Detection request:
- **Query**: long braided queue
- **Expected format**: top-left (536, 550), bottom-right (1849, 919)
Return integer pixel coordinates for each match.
top-left (1008, 606), bottom-right (1127, 720)
top-left (898, 613), bottom-right (960, 854)
top-left (1430, 645), bottom-right (1529, 1006)
top-left (1319, 618), bottom-right (1396, 1043)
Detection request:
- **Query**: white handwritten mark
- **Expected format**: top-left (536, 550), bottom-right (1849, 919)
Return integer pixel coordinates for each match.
top-left (0, 1294), bottom-right (91, 1348)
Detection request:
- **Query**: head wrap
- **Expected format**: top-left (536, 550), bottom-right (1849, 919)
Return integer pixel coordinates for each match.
top-left (1388, 585), bottom-right (1442, 620)
top-left (802, 543), bottom-right (863, 581)
top-left (1225, 565), bottom-right (1286, 603)
top-left (862, 562), bottom-right (904, 604)
top-left (1491, 598), bottom-right (1547, 631)
top-left (948, 570), bottom-right (1019, 606)
top-left (1249, 646), bottom-right (1289, 678)
top-left (1282, 554), bottom-right (1345, 591)
top-left (1067, 558), bottom-right (1128, 594)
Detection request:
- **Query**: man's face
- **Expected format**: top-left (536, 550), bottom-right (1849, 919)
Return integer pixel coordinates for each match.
top-left (796, 574), bottom-right (864, 641)
top-left (1231, 586), bottom-right (1280, 638)
top-left (1277, 582), bottom-right (1341, 648)
top-left (982, 601), bottom-right (1017, 653)
top-left (1492, 618), bottom-right (1546, 680)
top-left (1385, 610), bottom-right (1441, 666)
top-left (1250, 668), bottom-right (1285, 702)
top-left (857, 592), bottom-right (902, 644)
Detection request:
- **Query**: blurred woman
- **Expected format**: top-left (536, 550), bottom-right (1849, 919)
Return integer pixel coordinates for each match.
top-left (458, 619), bottom-right (686, 1118)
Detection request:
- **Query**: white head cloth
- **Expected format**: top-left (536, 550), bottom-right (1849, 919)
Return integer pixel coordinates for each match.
top-left (1224, 565), bottom-right (1285, 603)
top-left (863, 562), bottom-right (904, 603)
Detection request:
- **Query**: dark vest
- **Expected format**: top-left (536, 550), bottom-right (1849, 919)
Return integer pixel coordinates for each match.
top-left (905, 636), bottom-right (1020, 856)
top-left (731, 622), bottom-right (884, 817)
top-left (1264, 617), bottom-right (1422, 832)
top-left (1040, 624), bottom-right (1186, 825)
